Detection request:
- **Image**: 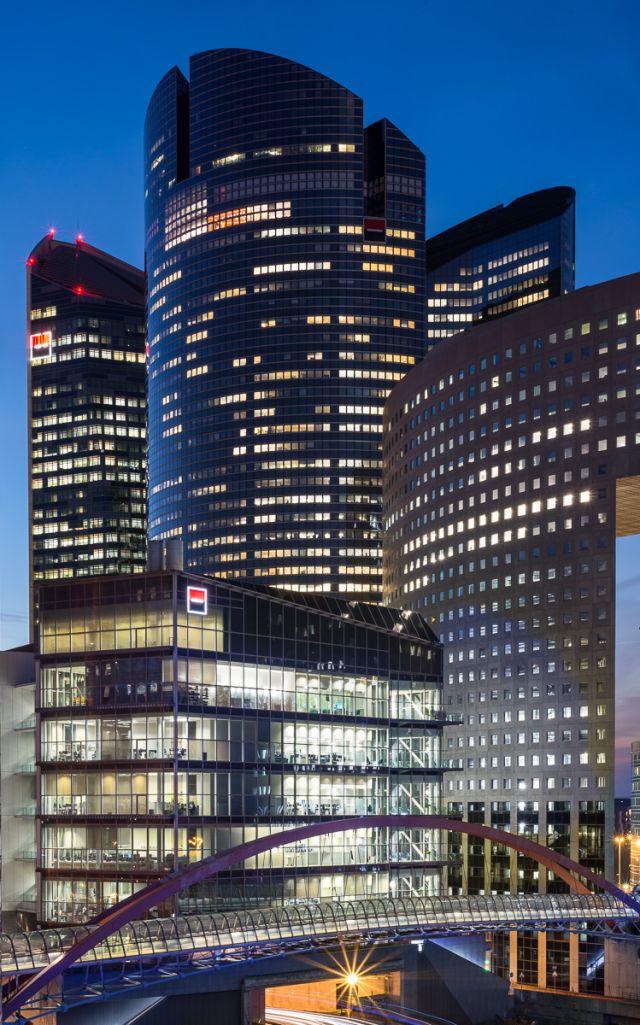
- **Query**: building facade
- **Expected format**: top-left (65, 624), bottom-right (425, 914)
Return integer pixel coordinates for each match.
top-left (631, 742), bottom-right (640, 887)
top-left (632, 743), bottom-right (640, 834)
top-left (27, 235), bottom-right (147, 604)
top-left (144, 49), bottom-right (426, 600)
top-left (383, 273), bottom-right (640, 895)
top-left (0, 647), bottom-right (36, 931)
top-left (426, 187), bottom-right (575, 344)
top-left (35, 572), bottom-right (449, 924)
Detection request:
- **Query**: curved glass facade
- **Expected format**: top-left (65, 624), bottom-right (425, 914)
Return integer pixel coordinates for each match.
top-left (426, 187), bottom-right (575, 343)
top-left (145, 49), bottom-right (425, 600)
top-left (35, 573), bottom-right (448, 923)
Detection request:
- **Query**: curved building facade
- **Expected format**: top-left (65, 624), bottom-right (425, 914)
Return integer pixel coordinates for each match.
top-left (383, 273), bottom-right (640, 892)
top-left (426, 186), bottom-right (575, 343)
top-left (145, 49), bottom-right (425, 599)
top-left (27, 235), bottom-right (147, 600)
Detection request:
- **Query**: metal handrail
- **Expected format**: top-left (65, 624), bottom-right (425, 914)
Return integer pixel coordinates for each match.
top-left (1, 891), bottom-right (635, 974)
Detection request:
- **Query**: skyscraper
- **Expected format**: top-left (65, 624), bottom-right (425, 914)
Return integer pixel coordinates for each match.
top-left (383, 273), bottom-right (640, 895)
top-left (145, 49), bottom-right (426, 600)
top-left (426, 187), bottom-right (575, 344)
top-left (27, 235), bottom-right (147, 607)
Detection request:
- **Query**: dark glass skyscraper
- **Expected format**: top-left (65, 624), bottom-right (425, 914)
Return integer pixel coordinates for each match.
top-left (145, 49), bottom-right (425, 600)
top-left (27, 235), bottom-right (147, 604)
top-left (426, 187), bottom-right (575, 344)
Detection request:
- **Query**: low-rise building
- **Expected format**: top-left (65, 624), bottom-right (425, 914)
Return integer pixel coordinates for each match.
top-left (35, 571), bottom-right (449, 924)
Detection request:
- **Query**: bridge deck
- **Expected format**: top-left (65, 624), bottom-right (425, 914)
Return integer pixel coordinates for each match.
top-left (2, 893), bottom-right (636, 977)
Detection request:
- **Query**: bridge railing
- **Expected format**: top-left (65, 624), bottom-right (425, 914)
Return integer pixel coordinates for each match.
top-left (1, 892), bottom-right (635, 975)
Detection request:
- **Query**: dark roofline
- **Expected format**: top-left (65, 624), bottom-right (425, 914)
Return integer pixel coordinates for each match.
top-left (427, 186), bottom-right (575, 272)
top-left (189, 48), bottom-right (361, 102)
top-left (28, 235), bottom-right (145, 305)
top-left (35, 570), bottom-right (440, 647)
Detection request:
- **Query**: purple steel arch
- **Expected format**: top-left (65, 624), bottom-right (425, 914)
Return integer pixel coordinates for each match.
top-left (5, 815), bottom-right (639, 1019)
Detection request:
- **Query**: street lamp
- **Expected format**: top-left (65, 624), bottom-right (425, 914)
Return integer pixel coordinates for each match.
top-left (614, 835), bottom-right (625, 886)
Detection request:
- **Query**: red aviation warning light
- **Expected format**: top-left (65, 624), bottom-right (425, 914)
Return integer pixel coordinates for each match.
top-left (26, 256), bottom-right (36, 267)
top-left (30, 331), bottom-right (52, 360)
top-left (186, 585), bottom-right (207, 615)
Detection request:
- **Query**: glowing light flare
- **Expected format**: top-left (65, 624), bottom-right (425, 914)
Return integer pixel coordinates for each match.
top-left (48, 228), bottom-right (55, 237)
top-left (26, 256), bottom-right (36, 266)
top-left (303, 936), bottom-right (394, 1011)
top-left (76, 233), bottom-right (84, 244)
top-left (73, 285), bottom-right (85, 295)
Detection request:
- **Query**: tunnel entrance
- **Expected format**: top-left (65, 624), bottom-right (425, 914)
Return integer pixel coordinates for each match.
top-left (264, 968), bottom-right (400, 1013)
top-left (242, 954), bottom-right (402, 1025)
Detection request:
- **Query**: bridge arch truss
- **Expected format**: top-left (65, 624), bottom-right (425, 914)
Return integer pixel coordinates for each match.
top-left (4, 815), bottom-right (640, 1019)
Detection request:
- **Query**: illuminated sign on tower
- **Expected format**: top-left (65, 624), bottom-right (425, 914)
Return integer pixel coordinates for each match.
top-left (30, 331), bottom-right (52, 360)
top-left (186, 585), bottom-right (207, 615)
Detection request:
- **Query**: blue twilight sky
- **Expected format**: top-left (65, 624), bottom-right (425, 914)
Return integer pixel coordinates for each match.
top-left (1, 0), bottom-right (639, 791)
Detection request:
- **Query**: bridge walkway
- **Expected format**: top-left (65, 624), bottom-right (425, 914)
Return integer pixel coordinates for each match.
top-left (1, 892), bottom-right (637, 978)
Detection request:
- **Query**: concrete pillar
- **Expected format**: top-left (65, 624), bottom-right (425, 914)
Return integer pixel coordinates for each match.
top-left (570, 804), bottom-right (580, 863)
top-left (569, 932), bottom-right (580, 994)
top-left (462, 832), bottom-right (469, 892)
top-left (537, 931), bottom-right (547, 989)
top-left (510, 849), bottom-right (518, 894)
top-left (509, 930), bottom-right (518, 986)
top-left (604, 937), bottom-right (640, 999)
top-left (399, 943), bottom-right (419, 1010)
top-left (484, 839), bottom-right (491, 893)
top-left (244, 987), bottom-right (265, 1025)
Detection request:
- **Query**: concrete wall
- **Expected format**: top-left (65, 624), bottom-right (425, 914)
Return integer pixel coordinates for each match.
top-left (414, 941), bottom-right (508, 1025)
top-left (515, 986), bottom-right (640, 1025)
top-left (604, 936), bottom-right (640, 1001)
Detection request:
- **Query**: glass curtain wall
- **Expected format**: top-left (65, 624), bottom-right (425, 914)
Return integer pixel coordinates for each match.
top-left (36, 573), bottom-right (447, 923)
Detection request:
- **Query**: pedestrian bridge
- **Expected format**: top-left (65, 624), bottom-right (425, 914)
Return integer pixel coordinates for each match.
top-left (2, 892), bottom-right (639, 1020)
top-left (4, 815), bottom-right (640, 1020)
top-left (2, 891), bottom-right (638, 976)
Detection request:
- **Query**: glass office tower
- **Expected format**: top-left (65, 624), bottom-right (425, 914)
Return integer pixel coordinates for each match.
top-left (426, 187), bottom-right (575, 344)
top-left (145, 49), bottom-right (426, 601)
top-left (35, 572), bottom-right (449, 924)
top-left (27, 235), bottom-right (147, 604)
